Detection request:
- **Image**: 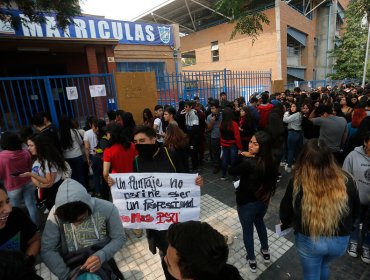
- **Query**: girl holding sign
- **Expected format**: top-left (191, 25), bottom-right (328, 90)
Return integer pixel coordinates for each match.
top-left (228, 131), bottom-right (278, 273)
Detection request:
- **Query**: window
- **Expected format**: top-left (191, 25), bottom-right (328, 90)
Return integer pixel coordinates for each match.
top-left (211, 41), bottom-right (219, 62)
top-left (181, 51), bottom-right (196, 66)
top-left (287, 45), bottom-right (303, 67)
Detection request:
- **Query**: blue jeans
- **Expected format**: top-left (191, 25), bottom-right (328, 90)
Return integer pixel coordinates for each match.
top-left (295, 233), bottom-right (349, 280)
top-left (66, 156), bottom-right (86, 187)
top-left (237, 201), bottom-right (269, 260)
top-left (8, 182), bottom-right (40, 227)
top-left (350, 204), bottom-right (370, 248)
top-left (221, 144), bottom-right (238, 177)
top-left (287, 130), bottom-right (303, 168)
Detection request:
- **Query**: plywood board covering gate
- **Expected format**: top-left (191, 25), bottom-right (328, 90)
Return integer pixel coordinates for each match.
top-left (114, 72), bottom-right (157, 125)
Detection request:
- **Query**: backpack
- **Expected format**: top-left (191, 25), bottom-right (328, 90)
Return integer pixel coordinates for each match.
top-left (64, 247), bottom-right (123, 280)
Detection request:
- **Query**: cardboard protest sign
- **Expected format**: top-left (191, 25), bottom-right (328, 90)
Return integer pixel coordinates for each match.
top-left (110, 173), bottom-right (200, 230)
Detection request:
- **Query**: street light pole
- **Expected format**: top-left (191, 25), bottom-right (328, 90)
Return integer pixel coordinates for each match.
top-left (362, 19), bottom-right (370, 88)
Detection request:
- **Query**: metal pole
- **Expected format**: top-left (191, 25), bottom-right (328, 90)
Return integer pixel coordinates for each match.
top-left (275, 0), bottom-right (282, 80)
top-left (362, 22), bottom-right (370, 88)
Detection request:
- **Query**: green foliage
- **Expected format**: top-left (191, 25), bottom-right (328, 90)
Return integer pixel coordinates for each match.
top-left (215, 0), bottom-right (270, 44)
top-left (0, 0), bottom-right (81, 30)
top-left (330, 0), bottom-right (370, 79)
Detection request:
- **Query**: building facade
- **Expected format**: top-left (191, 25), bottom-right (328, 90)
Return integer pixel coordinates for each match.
top-left (179, 0), bottom-right (348, 85)
top-left (133, 0), bottom-right (348, 87)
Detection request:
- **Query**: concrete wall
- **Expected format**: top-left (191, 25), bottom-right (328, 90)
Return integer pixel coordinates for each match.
top-left (280, 2), bottom-right (317, 81)
top-left (315, 4), bottom-right (331, 80)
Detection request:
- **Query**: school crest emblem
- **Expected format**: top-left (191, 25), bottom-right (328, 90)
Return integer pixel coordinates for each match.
top-left (158, 26), bottom-right (171, 44)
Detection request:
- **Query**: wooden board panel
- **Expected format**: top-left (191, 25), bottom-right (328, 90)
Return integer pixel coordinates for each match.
top-left (114, 72), bottom-right (157, 125)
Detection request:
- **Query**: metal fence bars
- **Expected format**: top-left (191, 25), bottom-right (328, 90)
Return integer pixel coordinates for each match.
top-left (0, 74), bottom-right (117, 132)
top-left (284, 79), bottom-right (360, 91)
top-left (156, 69), bottom-right (272, 107)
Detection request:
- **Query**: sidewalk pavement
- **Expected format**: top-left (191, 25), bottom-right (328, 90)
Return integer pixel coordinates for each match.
top-left (36, 161), bottom-right (370, 279)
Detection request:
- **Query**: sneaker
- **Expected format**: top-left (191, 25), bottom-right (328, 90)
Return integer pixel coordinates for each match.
top-left (285, 166), bottom-right (292, 173)
top-left (248, 259), bottom-right (257, 273)
top-left (277, 172), bottom-right (282, 178)
top-left (280, 161), bottom-right (287, 167)
top-left (220, 176), bottom-right (227, 181)
top-left (361, 247), bottom-right (370, 264)
top-left (260, 249), bottom-right (271, 263)
top-left (347, 241), bottom-right (358, 258)
top-left (232, 176), bottom-right (239, 182)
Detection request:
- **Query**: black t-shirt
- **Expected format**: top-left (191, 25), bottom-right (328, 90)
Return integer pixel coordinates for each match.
top-left (0, 207), bottom-right (37, 253)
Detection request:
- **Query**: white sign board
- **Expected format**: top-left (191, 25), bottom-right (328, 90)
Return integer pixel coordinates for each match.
top-left (66, 86), bottom-right (78, 100)
top-left (110, 173), bottom-right (200, 230)
top-left (89, 84), bottom-right (107, 97)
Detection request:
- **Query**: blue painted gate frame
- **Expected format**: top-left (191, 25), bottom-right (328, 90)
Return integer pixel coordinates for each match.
top-left (0, 73), bottom-right (118, 131)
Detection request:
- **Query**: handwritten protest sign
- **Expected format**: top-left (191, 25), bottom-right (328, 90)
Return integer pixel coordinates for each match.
top-left (110, 173), bottom-right (200, 230)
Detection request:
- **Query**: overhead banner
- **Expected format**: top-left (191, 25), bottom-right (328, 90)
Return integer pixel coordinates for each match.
top-left (0, 9), bottom-right (173, 46)
top-left (110, 173), bottom-right (200, 230)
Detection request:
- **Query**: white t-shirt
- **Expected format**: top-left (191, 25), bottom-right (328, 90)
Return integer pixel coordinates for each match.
top-left (32, 159), bottom-right (62, 183)
top-left (83, 129), bottom-right (98, 155)
top-left (63, 129), bottom-right (83, 159)
top-left (154, 118), bottom-right (164, 143)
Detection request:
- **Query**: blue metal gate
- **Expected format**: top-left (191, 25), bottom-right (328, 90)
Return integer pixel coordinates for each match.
top-left (157, 69), bottom-right (272, 107)
top-left (0, 74), bottom-right (117, 131)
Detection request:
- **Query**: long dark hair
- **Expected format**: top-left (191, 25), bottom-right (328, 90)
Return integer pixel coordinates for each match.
top-left (0, 132), bottom-right (22, 151)
top-left (59, 115), bottom-right (74, 150)
top-left (265, 105), bottom-right (285, 148)
top-left (28, 134), bottom-right (67, 173)
top-left (240, 106), bottom-right (253, 126)
top-left (220, 107), bottom-right (234, 131)
top-left (165, 124), bottom-right (189, 150)
top-left (106, 123), bottom-right (131, 149)
top-left (288, 102), bottom-right (300, 115)
top-left (253, 131), bottom-right (277, 202)
top-left (293, 139), bottom-right (348, 237)
top-left (143, 108), bottom-right (154, 126)
top-left (96, 119), bottom-right (107, 140)
top-left (122, 112), bottom-right (136, 141)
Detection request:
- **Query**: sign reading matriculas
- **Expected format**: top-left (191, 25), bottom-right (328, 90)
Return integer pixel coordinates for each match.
top-left (0, 9), bottom-right (173, 46)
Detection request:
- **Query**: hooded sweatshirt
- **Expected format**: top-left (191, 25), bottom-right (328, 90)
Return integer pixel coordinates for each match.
top-left (343, 146), bottom-right (370, 205)
top-left (257, 103), bottom-right (274, 129)
top-left (41, 179), bottom-right (124, 280)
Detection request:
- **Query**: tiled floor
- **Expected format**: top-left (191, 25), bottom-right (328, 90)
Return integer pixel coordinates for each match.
top-left (36, 194), bottom-right (293, 280)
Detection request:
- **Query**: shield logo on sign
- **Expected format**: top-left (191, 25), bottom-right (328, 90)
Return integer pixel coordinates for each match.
top-left (158, 26), bottom-right (171, 44)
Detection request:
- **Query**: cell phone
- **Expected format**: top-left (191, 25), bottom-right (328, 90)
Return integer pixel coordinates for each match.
top-left (11, 171), bottom-right (24, 177)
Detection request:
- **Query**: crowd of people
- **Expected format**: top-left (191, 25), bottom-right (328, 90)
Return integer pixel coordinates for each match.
top-left (0, 81), bottom-right (369, 279)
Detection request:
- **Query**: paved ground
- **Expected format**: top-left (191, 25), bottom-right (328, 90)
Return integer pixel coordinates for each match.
top-left (36, 160), bottom-right (370, 279)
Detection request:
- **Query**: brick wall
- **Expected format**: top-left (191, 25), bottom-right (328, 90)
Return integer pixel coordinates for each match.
top-left (114, 45), bottom-right (177, 74)
top-left (180, 9), bottom-right (277, 77)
